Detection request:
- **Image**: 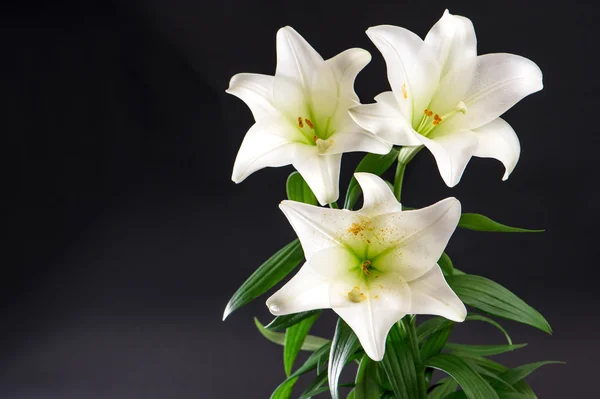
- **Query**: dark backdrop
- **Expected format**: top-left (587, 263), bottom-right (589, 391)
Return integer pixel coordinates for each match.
top-left (5, 0), bottom-right (597, 397)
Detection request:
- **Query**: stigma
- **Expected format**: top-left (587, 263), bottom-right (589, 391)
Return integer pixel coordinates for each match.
top-left (348, 286), bottom-right (367, 303)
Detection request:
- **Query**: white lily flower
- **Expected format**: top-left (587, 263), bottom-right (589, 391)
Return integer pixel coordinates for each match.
top-left (266, 173), bottom-right (466, 361)
top-left (228, 26), bottom-right (391, 205)
top-left (349, 10), bottom-right (543, 187)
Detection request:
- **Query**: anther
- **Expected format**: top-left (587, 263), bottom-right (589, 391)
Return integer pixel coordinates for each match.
top-left (297, 117), bottom-right (304, 128)
top-left (304, 118), bottom-right (314, 129)
top-left (361, 260), bottom-right (372, 275)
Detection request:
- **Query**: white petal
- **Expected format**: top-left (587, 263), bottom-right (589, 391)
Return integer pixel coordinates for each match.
top-left (371, 197), bottom-right (461, 281)
top-left (275, 26), bottom-right (325, 89)
top-left (266, 263), bottom-right (330, 316)
top-left (226, 73), bottom-right (278, 122)
top-left (293, 147), bottom-right (342, 205)
top-left (366, 25), bottom-right (440, 126)
top-left (326, 128), bottom-right (391, 155)
top-left (330, 272), bottom-right (410, 361)
top-left (424, 10), bottom-right (477, 78)
top-left (407, 265), bottom-right (466, 322)
top-left (472, 118), bottom-right (520, 180)
top-left (231, 121), bottom-right (300, 183)
top-left (419, 130), bottom-right (478, 187)
top-left (326, 48), bottom-right (372, 101)
top-left (272, 75), bottom-right (310, 123)
top-left (279, 200), bottom-right (361, 260)
top-left (308, 247), bottom-right (361, 280)
top-left (434, 53), bottom-right (543, 132)
top-left (349, 92), bottom-right (422, 146)
top-left (354, 172), bottom-right (403, 217)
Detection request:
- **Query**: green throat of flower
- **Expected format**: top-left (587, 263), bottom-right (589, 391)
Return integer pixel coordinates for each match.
top-left (415, 101), bottom-right (468, 137)
top-left (295, 114), bottom-right (335, 152)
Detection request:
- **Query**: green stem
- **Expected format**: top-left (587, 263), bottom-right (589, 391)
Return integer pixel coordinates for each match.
top-left (329, 201), bottom-right (339, 209)
top-left (403, 316), bottom-right (428, 398)
top-left (393, 161), bottom-right (406, 203)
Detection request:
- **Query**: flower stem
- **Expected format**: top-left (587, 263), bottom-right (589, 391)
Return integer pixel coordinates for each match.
top-left (393, 161), bottom-right (406, 203)
top-left (403, 316), bottom-right (428, 398)
top-left (329, 201), bottom-right (339, 209)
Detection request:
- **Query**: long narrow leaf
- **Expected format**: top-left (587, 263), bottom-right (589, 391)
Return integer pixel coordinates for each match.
top-left (344, 149), bottom-right (399, 210)
top-left (420, 322), bottom-right (454, 361)
top-left (416, 317), bottom-right (451, 343)
top-left (284, 313), bottom-right (319, 376)
top-left (423, 353), bottom-right (499, 399)
top-left (438, 252), bottom-right (454, 276)
top-left (270, 377), bottom-right (298, 399)
top-left (381, 321), bottom-right (421, 399)
top-left (287, 171), bottom-right (318, 205)
top-left (354, 355), bottom-right (381, 399)
top-left (254, 318), bottom-right (329, 351)
top-left (266, 310), bottom-right (322, 331)
top-left (458, 213), bottom-right (544, 233)
top-left (446, 274), bottom-right (552, 334)
top-left (445, 343), bottom-right (527, 357)
top-left (428, 378), bottom-right (458, 399)
top-left (329, 318), bottom-right (361, 399)
top-left (223, 240), bottom-right (304, 319)
top-left (497, 361), bottom-right (563, 386)
top-left (466, 314), bottom-right (513, 345)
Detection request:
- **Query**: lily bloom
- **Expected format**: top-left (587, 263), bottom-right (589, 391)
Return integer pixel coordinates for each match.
top-left (267, 173), bottom-right (466, 360)
top-left (228, 26), bottom-right (390, 205)
top-left (349, 10), bottom-right (543, 187)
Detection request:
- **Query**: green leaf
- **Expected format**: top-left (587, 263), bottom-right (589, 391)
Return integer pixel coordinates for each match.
top-left (291, 342), bottom-right (331, 378)
top-left (427, 378), bottom-right (458, 399)
top-left (223, 240), bottom-right (304, 319)
top-left (270, 377), bottom-right (298, 399)
top-left (344, 149), bottom-right (399, 210)
top-left (445, 343), bottom-right (527, 357)
top-left (329, 318), bottom-right (361, 399)
top-left (416, 317), bottom-right (450, 344)
top-left (420, 322), bottom-right (454, 361)
top-left (286, 171), bottom-right (318, 205)
top-left (423, 353), bottom-right (499, 399)
top-left (299, 371), bottom-right (328, 399)
top-left (458, 213), bottom-right (544, 233)
top-left (381, 321), bottom-right (421, 399)
top-left (284, 313), bottom-right (319, 376)
top-left (266, 310), bottom-right (322, 331)
top-left (446, 274), bottom-right (552, 334)
top-left (354, 355), bottom-right (381, 399)
top-left (466, 314), bottom-right (513, 345)
top-left (497, 361), bottom-right (563, 386)
top-left (438, 252), bottom-right (454, 276)
top-left (254, 318), bottom-right (329, 352)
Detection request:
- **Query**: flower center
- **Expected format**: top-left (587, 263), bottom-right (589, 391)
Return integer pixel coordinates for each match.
top-left (361, 259), bottom-right (372, 275)
top-left (295, 115), bottom-right (334, 146)
top-left (415, 101), bottom-right (468, 137)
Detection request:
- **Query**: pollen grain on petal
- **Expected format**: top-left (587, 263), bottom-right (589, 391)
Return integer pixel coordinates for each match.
top-left (402, 83), bottom-right (408, 99)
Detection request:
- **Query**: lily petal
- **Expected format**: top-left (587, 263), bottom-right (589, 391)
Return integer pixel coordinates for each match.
top-left (330, 272), bottom-right (410, 361)
top-left (419, 130), bottom-right (479, 187)
top-left (326, 128), bottom-right (392, 155)
top-left (231, 120), bottom-right (300, 183)
top-left (308, 246), bottom-right (361, 280)
top-left (366, 25), bottom-right (440, 126)
top-left (266, 263), bottom-right (330, 316)
top-left (372, 197), bottom-right (461, 281)
top-left (349, 92), bottom-right (422, 146)
top-left (424, 10), bottom-right (477, 78)
top-left (275, 26), bottom-right (325, 89)
top-left (407, 265), bottom-right (467, 322)
top-left (354, 172), bottom-right (403, 217)
top-left (279, 200), bottom-right (358, 260)
top-left (226, 73), bottom-right (277, 122)
top-left (434, 53), bottom-right (543, 132)
top-left (326, 48), bottom-right (372, 101)
top-left (293, 147), bottom-right (342, 205)
top-left (472, 118), bottom-right (520, 180)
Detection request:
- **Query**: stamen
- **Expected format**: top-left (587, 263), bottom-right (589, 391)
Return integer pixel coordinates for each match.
top-left (361, 260), bottom-right (372, 275)
top-left (304, 118), bottom-right (314, 129)
top-left (297, 117), bottom-right (304, 128)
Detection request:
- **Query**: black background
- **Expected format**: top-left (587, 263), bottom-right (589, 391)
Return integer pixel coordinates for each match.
top-left (6, 0), bottom-right (598, 397)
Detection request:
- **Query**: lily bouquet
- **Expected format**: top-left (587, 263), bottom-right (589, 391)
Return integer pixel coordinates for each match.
top-left (223, 10), bottom-right (557, 399)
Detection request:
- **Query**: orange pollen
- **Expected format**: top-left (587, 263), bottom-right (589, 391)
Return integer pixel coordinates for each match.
top-left (361, 260), bottom-right (372, 275)
top-left (433, 120), bottom-right (441, 125)
top-left (434, 114), bottom-right (442, 121)
top-left (402, 84), bottom-right (408, 99)
top-left (297, 117), bottom-right (304, 128)
top-left (305, 118), bottom-right (314, 129)
top-left (313, 135), bottom-right (318, 142)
